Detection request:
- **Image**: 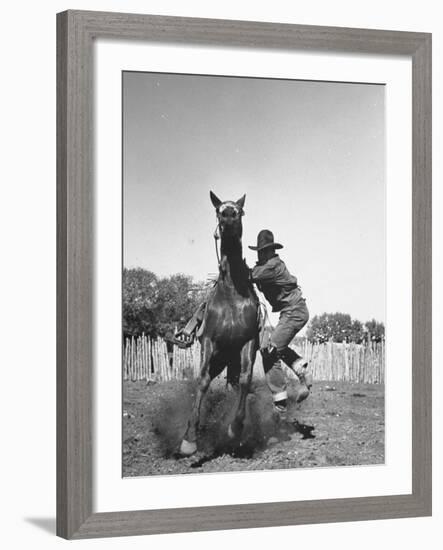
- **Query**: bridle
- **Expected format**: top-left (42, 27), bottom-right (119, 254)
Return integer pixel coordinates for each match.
top-left (213, 220), bottom-right (221, 268)
top-left (213, 205), bottom-right (244, 270)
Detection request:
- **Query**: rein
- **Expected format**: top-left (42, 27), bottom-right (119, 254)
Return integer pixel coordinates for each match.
top-left (213, 222), bottom-right (221, 268)
top-left (258, 300), bottom-right (274, 349)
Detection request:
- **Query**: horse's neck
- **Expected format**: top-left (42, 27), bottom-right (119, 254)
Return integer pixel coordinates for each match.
top-left (219, 236), bottom-right (247, 293)
top-left (220, 234), bottom-right (242, 258)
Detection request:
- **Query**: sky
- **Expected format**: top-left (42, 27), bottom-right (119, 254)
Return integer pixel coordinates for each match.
top-left (123, 71), bottom-right (385, 323)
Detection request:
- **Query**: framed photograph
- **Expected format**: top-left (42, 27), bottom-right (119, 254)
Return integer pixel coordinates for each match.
top-left (57, 10), bottom-right (431, 539)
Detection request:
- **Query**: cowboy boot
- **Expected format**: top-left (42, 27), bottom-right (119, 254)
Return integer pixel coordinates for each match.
top-left (292, 358), bottom-right (312, 403)
top-left (279, 348), bottom-right (312, 403)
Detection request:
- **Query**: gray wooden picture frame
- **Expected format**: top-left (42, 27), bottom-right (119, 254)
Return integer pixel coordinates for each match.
top-left (57, 10), bottom-right (432, 539)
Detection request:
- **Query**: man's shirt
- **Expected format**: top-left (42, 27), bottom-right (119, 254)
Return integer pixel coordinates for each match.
top-left (251, 254), bottom-right (303, 312)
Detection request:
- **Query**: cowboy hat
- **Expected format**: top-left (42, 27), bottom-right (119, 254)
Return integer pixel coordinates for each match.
top-left (248, 229), bottom-right (283, 251)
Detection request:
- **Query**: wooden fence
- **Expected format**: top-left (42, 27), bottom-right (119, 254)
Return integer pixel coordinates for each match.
top-left (123, 335), bottom-right (385, 384)
top-left (300, 340), bottom-right (384, 384)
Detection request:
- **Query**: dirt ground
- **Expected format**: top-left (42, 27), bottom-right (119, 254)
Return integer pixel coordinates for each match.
top-left (123, 377), bottom-right (384, 476)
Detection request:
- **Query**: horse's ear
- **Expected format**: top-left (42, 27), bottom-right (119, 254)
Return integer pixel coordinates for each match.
top-left (210, 191), bottom-right (222, 209)
top-left (236, 194), bottom-right (246, 209)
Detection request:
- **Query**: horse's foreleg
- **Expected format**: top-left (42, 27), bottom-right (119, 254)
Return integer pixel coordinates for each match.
top-left (180, 341), bottom-right (212, 456)
top-left (228, 340), bottom-right (257, 440)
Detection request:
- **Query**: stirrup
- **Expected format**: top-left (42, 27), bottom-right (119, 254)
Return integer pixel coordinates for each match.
top-left (172, 331), bottom-right (195, 349)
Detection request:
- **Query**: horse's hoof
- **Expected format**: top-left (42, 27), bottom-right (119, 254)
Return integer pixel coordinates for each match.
top-left (179, 439), bottom-right (197, 456)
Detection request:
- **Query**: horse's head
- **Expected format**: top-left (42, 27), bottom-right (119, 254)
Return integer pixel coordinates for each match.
top-left (210, 191), bottom-right (246, 240)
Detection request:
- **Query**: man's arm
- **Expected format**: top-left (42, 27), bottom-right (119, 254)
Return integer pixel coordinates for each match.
top-left (251, 261), bottom-right (277, 283)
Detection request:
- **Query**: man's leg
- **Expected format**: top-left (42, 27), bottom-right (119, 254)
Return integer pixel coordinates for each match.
top-left (270, 300), bottom-right (311, 404)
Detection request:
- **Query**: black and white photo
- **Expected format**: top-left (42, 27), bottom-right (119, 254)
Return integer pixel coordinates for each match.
top-left (122, 71), bottom-right (386, 476)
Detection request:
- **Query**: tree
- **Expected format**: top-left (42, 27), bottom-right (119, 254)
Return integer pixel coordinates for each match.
top-left (349, 319), bottom-right (364, 343)
top-left (306, 313), bottom-right (385, 344)
top-left (364, 319), bottom-right (385, 342)
top-left (306, 312), bottom-right (384, 343)
top-left (153, 274), bottom-right (205, 336)
top-left (122, 268), bottom-right (210, 338)
top-left (122, 268), bottom-right (158, 337)
top-left (306, 312), bottom-right (353, 343)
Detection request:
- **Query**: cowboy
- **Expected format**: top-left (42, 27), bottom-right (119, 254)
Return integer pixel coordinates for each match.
top-left (249, 229), bottom-right (312, 418)
top-left (174, 229), bottom-right (312, 418)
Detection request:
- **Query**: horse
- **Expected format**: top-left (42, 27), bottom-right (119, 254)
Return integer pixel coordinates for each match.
top-left (179, 191), bottom-right (260, 456)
